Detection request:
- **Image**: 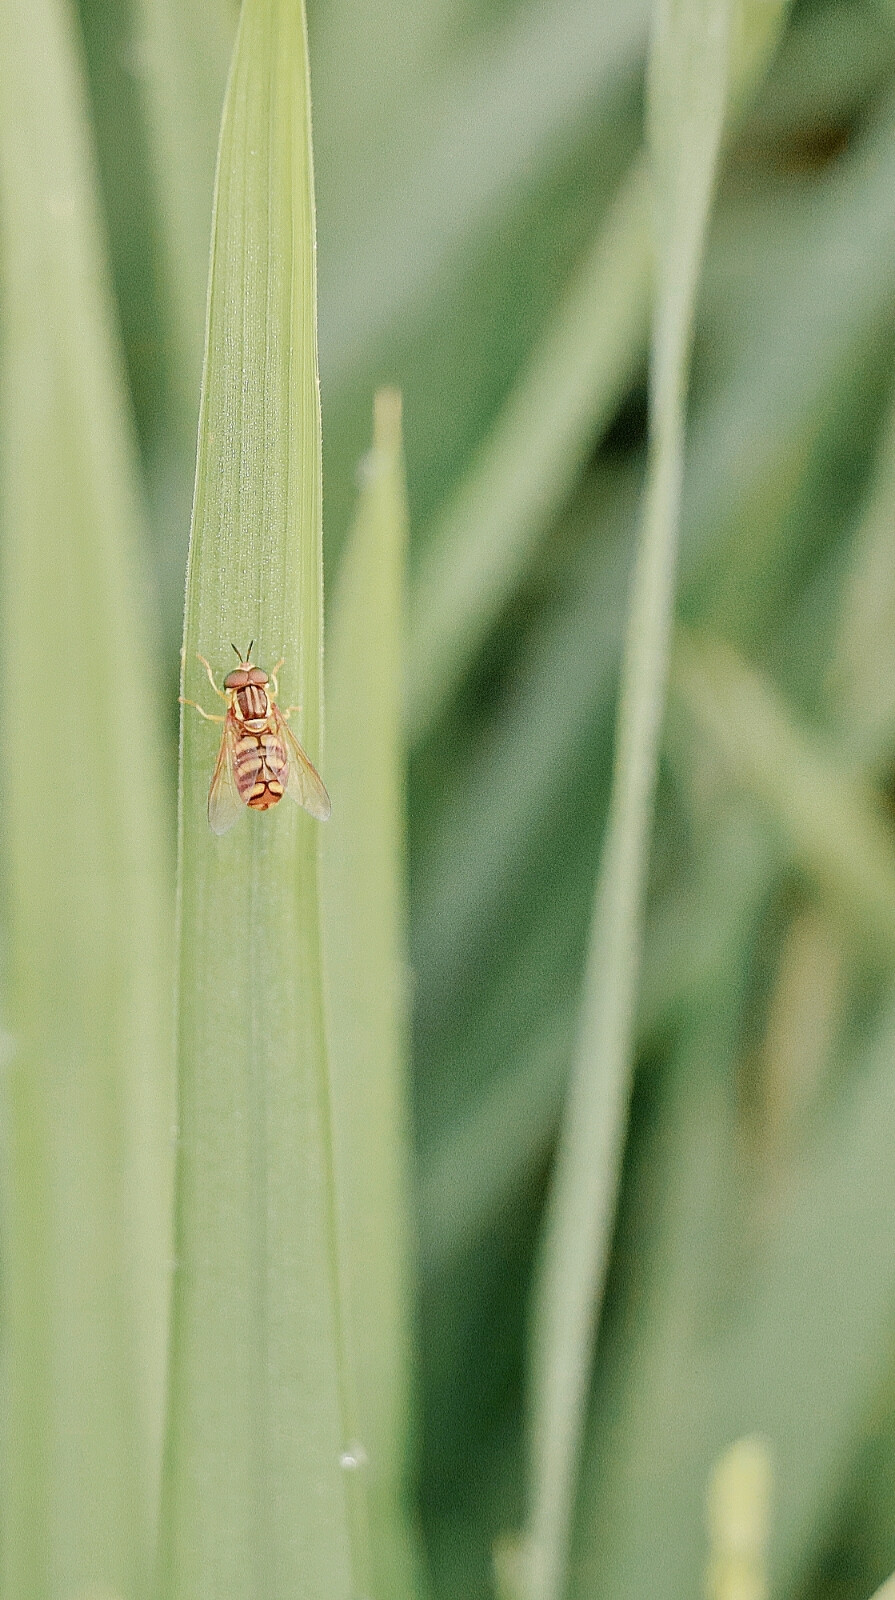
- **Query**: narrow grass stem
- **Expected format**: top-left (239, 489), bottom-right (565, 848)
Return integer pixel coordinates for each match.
top-left (525, 7), bottom-right (734, 1599)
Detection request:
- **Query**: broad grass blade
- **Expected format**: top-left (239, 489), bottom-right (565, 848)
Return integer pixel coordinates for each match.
top-left (323, 390), bottom-right (420, 1600)
top-left (0, 0), bottom-right (173, 1592)
top-left (159, 1), bottom-right (353, 1594)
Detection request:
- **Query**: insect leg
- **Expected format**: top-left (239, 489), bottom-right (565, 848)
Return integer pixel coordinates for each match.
top-left (280, 704), bottom-right (302, 720)
top-left (269, 658), bottom-right (286, 698)
top-left (179, 696), bottom-right (225, 723)
top-left (195, 653), bottom-right (228, 700)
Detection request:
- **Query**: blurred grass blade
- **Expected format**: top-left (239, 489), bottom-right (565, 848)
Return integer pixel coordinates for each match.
top-left (159, 2), bottom-right (353, 1595)
top-left (728, 0), bottom-right (792, 113)
top-left (525, 6), bottom-right (733, 1600)
top-left (412, 80), bottom-right (890, 1004)
top-left (570, 966), bottom-right (895, 1599)
top-left (405, 0), bottom-right (791, 749)
top-left (406, 161), bottom-right (651, 743)
top-left (672, 628), bottom-right (895, 956)
top-left (690, 987), bottom-right (895, 1595)
top-left (417, 784), bottom-right (780, 1278)
top-left (705, 1438), bottom-right (773, 1600)
top-left (0, 0), bottom-right (173, 1593)
top-left (829, 376), bottom-right (895, 770)
top-left (128, 0), bottom-right (235, 653)
top-left (320, 0), bottom-right (649, 387)
top-left (323, 389), bottom-right (419, 1600)
top-left (131, 0), bottom-right (234, 421)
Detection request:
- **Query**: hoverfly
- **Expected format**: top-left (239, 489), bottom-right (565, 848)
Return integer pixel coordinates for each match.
top-left (181, 643), bottom-right (331, 834)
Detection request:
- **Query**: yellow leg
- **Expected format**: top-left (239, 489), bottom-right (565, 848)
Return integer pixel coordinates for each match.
top-left (280, 705), bottom-right (301, 721)
top-left (195, 653), bottom-right (228, 701)
top-left (179, 696), bottom-right (225, 723)
top-left (269, 658), bottom-right (286, 699)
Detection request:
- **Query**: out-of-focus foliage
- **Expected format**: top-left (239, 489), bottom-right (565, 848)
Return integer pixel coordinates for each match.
top-left (6, 0), bottom-right (895, 1595)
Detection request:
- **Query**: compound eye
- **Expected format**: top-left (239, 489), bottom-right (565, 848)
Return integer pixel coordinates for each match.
top-left (224, 669), bottom-right (249, 689)
top-left (247, 668), bottom-right (268, 686)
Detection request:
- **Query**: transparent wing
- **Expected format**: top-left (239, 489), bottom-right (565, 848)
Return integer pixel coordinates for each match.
top-left (276, 711), bottom-right (332, 821)
top-left (207, 716), bottom-right (245, 834)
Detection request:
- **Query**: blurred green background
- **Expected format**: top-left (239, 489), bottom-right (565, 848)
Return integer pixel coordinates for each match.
top-left (18, 0), bottom-right (895, 1596)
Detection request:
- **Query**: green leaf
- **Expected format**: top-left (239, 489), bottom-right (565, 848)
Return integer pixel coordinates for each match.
top-left (318, 0), bottom-right (650, 390)
top-left (829, 376), bottom-right (895, 770)
top-left (323, 389), bottom-right (420, 1600)
top-left (525, 5), bottom-right (734, 1599)
top-left (404, 0), bottom-right (793, 749)
top-left (704, 1437), bottom-right (773, 1600)
top-left (569, 845), bottom-right (771, 1600)
top-left (158, 2), bottom-right (353, 1594)
top-left (405, 161), bottom-right (651, 744)
top-left (573, 973), bottom-right (895, 1600)
top-left (672, 628), bottom-right (895, 957)
top-left (127, 0), bottom-right (236, 650)
top-left (0, 0), bottom-right (173, 1592)
top-left (130, 0), bottom-right (235, 423)
top-left (412, 86), bottom-right (895, 1015)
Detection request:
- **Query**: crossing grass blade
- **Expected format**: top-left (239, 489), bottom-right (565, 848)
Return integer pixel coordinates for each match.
top-left (571, 965), bottom-right (895, 1600)
top-left (829, 376), bottom-right (895, 770)
top-left (403, 0), bottom-right (792, 751)
top-left (671, 629), bottom-right (895, 956)
top-left (405, 161), bottom-right (651, 744)
top-left (158, 1), bottom-right (354, 1595)
top-left (524, 6), bottom-right (735, 1600)
top-left (323, 389), bottom-right (420, 1600)
top-left (0, 0), bottom-right (173, 1592)
top-left (318, 0), bottom-right (650, 392)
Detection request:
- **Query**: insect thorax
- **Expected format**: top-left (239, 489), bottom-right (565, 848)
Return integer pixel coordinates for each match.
top-left (233, 682), bottom-right (271, 722)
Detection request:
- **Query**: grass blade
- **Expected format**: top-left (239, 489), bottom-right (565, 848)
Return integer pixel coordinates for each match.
top-left (158, 2), bottom-right (353, 1594)
top-left (829, 376), bottom-right (895, 770)
top-left (574, 976), bottom-right (895, 1599)
top-left (123, 0), bottom-right (235, 658)
top-left (411, 84), bottom-right (895, 1010)
top-left (705, 1438), bottom-right (773, 1600)
top-left (323, 389), bottom-right (419, 1600)
top-left (0, 0), bottom-right (173, 1591)
top-left (405, 161), bottom-right (651, 743)
top-left (404, 0), bottom-right (792, 748)
top-left (130, 0), bottom-right (234, 423)
top-left (671, 628), bottom-right (895, 956)
top-left (525, 6), bottom-right (734, 1599)
top-left (319, 0), bottom-right (649, 388)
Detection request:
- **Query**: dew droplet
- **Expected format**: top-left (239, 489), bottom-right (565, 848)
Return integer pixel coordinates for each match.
top-left (339, 1441), bottom-right (368, 1471)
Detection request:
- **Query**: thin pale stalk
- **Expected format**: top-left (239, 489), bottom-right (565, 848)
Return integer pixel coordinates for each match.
top-left (525, 6), bottom-right (734, 1600)
top-left (405, 0), bottom-right (792, 748)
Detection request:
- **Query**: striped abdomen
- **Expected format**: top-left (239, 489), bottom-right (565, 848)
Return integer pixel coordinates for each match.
top-left (232, 720), bottom-right (289, 811)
